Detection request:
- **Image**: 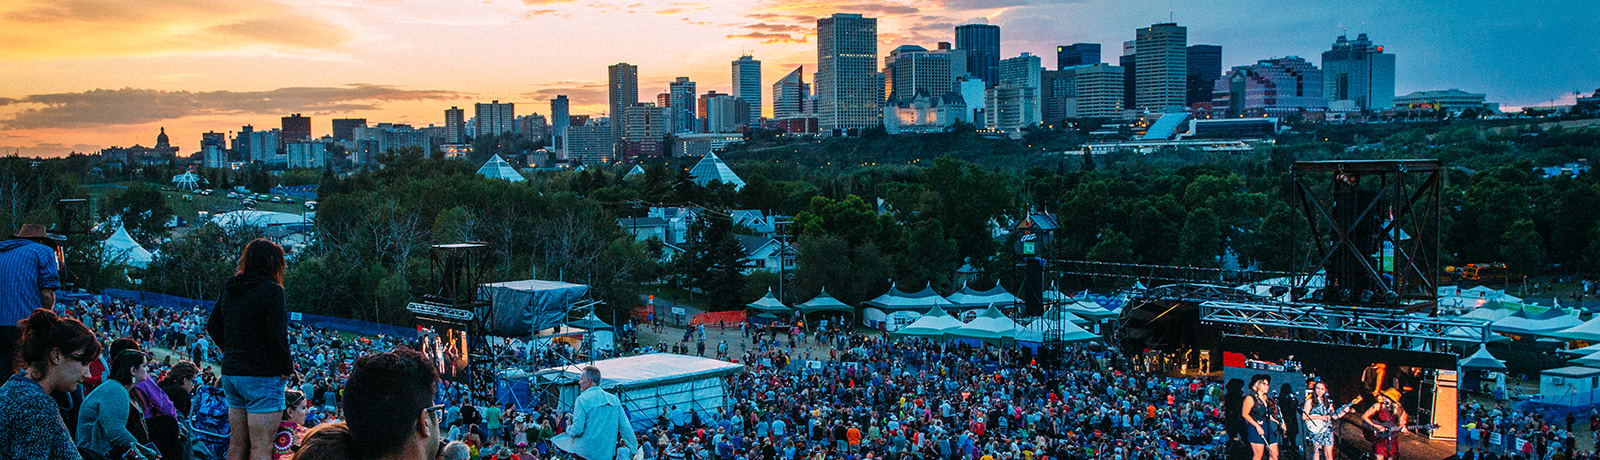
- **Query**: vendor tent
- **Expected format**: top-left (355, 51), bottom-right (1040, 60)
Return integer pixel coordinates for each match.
top-left (1059, 300), bottom-right (1120, 322)
top-left (892, 305), bottom-right (965, 338)
top-left (537, 354), bottom-right (743, 431)
top-left (1491, 306), bottom-right (1582, 337)
top-left (1458, 303), bottom-right (1517, 322)
top-left (944, 282), bottom-right (1018, 310)
top-left (1570, 352), bottom-right (1600, 368)
top-left (1552, 315), bottom-right (1600, 342)
top-left (1559, 343), bottom-right (1600, 357)
top-left (746, 288), bottom-right (792, 314)
top-left (1017, 311), bottom-right (1098, 343)
top-left (952, 305), bottom-right (1019, 341)
top-left (864, 282), bottom-right (956, 331)
top-left (1459, 344), bottom-right (1507, 371)
top-left (102, 223), bottom-right (153, 269)
top-left (796, 288), bottom-right (853, 314)
top-left (477, 280), bottom-right (590, 336)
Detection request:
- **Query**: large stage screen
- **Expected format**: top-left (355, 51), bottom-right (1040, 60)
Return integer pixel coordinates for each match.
top-left (1221, 336), bottom-right (1457, 460)
top-left (417, 317), bottom-right (471, 383)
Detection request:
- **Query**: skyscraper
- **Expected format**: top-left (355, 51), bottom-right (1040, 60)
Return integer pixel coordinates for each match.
top-left (999, 53), bottom-right (1043, 124)
top-left (474, 101), bottom-right (515, 137)
top-left (668, 77), bottom-right (697, 133)
top-left (817, 13), bottom-right (880, 134)
top-left (1321, 33), bottom-right (1395, 111)
top-left (1057, 43), bottom-right (1101, 69)
top-left (202, 131), bottom-right (227, 168)
top-left (772, 66), bottom-right (809, 120)
top-left (955, 24), bottom-right (1001, 87)
top-left (444, 106), bottom-right (466, 144)
top-left (331, 118), bottom-right (366, 142)
top-left (1213, 56), bottom-right (1325, 118)
top-left (733, 55), bottom-right (762, 124)
top-left (609, 63), bottom-right (639, 149)
top-left (623, 104), bottom-right (669, 161)
top-left (1186, 45), bottom-right (1222, 106)
top-left (281, 114), bottom-right (311, 143)
top-left (1120, 41), bottom-right (1138, 112)
top-left (884, 45), bottom-right (954, 101)
top-left (1135, 23), bottom-right (1187, 112)
top-left (550, 95), bottom-right (570, 151)
top-left (1071, 63), bottom-right (1126, 119)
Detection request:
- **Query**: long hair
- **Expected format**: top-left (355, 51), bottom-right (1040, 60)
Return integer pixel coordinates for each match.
top-left (237, 238), bottom-right (286, 286)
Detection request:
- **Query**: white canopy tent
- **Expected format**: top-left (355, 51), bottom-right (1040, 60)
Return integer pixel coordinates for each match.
top-left (1459, 344), bottom-right (1507, 371)
top-left (1491, 307), bottom-right (1583, 337)
top-left (944, 282), bottom-right (1018, 311)
top-left (102, 223), bottom-right (153, 269)
top-left (1017, 311), bottom-right (1098, 343)
top-left (1553, 316), bottom-right (1600, 342)
top-left (952, 305), bottom-right (1019, 341)
top-left (537, 354), bottom-right (742, 431)
top-left (1559, 343), bottom-right (1600, 357)
top-left (1570, 353), bottom-right (1600, 368)
top-left (746, 288), bottom-right (792, 314)
top-left (863, 282), bottom-right (956, 331)
top-left (892, 305), bottom-right (965, 339)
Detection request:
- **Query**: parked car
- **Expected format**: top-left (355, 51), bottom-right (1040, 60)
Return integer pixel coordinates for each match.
top-left (271, 196), bottom-right (281, 203)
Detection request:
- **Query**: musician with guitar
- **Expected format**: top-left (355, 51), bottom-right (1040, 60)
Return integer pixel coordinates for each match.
top-left (1301, 380), bottom-right (1357, 460)
top-left (1362, 388), bottom-right (1411, 460)
top-left (1242, 374), bottom-right (1283, 460)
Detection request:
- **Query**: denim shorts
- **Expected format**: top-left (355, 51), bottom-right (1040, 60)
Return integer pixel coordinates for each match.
top-left (220, 375), bottom-right (286, 413)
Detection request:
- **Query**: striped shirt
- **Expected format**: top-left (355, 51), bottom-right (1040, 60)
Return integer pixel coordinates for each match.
top-left (0, 239), bottom-right (60, 325)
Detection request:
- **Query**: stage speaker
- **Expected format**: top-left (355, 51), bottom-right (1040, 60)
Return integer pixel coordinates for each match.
top-left (1431, 370), bottom-right (1458, 442)
top-left (1022, 257), bottom-right (1045, 317)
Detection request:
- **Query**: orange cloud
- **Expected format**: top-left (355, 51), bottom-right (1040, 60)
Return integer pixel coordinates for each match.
top-left (727, 32), bottom-right (809, 44)
top-left (0, 0), bottom-right (353, 58)
top-left (0, 85), bottom-right (457, 129)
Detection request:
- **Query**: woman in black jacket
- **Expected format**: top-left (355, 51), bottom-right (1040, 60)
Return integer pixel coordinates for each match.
top-left (208, 239), bottom-right (294, 460)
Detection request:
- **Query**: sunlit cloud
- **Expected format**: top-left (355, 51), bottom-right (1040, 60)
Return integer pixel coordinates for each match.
top-left (0, 85), bottom-right (457, 130)
top-left (0, 0), bottom-right (353, 58)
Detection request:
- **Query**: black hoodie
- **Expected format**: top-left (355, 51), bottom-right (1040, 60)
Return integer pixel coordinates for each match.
top-left (206, 272), bottom-right (294, 377)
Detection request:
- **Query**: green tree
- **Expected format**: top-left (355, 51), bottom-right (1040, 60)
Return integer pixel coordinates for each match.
top-left (675, 212), bottom-right (748, 310)
top-left (895, 219), bottom-right (959, 292)
top-left (1177, 208), bottom-right (1224, 268)
top-left (103, 182), bottom-right (175, 247)
top-left (1501, 218), bottom-right (1544, 279)
top-left (1086, 229), bottom-right (1134, 263)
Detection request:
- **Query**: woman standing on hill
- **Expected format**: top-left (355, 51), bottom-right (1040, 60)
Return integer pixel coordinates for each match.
top-left (209, 239), bottom-right (295, 460)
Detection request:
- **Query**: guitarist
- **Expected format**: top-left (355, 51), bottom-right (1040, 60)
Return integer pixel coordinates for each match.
top-left (1301, 380), bottom-right (1353, 460)
top-left (1361, 388), bottom-right (1409, 460)
top-left (1242, 374), bottom-right (1283, 460)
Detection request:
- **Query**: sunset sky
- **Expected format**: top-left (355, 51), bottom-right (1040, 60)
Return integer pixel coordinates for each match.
top-left (1, 0), bottom-right (1596, 158)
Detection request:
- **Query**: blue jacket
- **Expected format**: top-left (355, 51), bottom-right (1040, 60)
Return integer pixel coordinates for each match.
top-left (0, 239), bottom-right (60, 325)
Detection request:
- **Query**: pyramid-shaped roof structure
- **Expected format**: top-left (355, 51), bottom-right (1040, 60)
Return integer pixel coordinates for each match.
top-left (103, 223), bottom-right (153, 269)
top-left (477, 154), bottom-right (526, 182)
top-left (688, 152), bottom-right (745, 190)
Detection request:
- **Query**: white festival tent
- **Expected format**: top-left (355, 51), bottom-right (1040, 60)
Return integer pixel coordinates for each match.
top-left (102, 223), bottom-right (153, 269)
top-left (536, 354), bottom-right (743, 431)
top-left (746, 288), bottom-right (793, 314)
top-left (944, 282), bottom-right (1019, 310)
top-left (863, 282), bottom-right (957, 331)
top-left (1490, 307), bottom-right (1583, 337)
top-left (1569, 352), bottom-right (1600, 368)
top-left (1559, 343), bottom-right (1600, 357)
top-left (1059, 300), bottom-right (1120, 322)
top-left (952, 305), bottom-right (1019, 341)
top-left (1458, 344), bottom-right (1507, 371)
top-left (892, 305), bottom-right (966, 338)
top-left (1552, 315), bottom-right (1600, 342)
top-left (1017, 308), bottom-right (1098, 343)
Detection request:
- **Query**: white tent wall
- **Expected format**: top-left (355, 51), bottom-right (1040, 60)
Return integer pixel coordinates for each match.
top-left (551, 372), bottom-right (733, 432)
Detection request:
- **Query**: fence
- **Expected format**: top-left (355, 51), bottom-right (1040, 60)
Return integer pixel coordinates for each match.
top-left (97, 289), bottom-right (414, 339)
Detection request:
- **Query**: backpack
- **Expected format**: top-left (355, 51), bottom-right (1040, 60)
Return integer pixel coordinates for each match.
top-left (190, 385), bottom-right (232, 460)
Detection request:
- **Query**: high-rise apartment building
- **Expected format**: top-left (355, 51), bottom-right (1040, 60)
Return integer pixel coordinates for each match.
top-left (1321, 33), bottom-right (1395, 111)
top-left (623, 104), bottom-right (669, 161)
top-left (202, 131), bottom-right (228, 168)
top-left (444, 106), bottom-right (467, 144)
top-left (985, 83), bottom-right (1037, 133)
top-left (550, 95), bottom-right (570, 150)
top-left (733, 55), bottom-right (762, 124)
top-left (281, 114), bottom-right (311, 144)
top-left (1135, 23), bottom-right (1188, 112)
top-left (1212, 56), bottom-right (1326, 118)
top-left (817, 13), bottom-right (881, 134)
top-left (234, 125), bottom-right (254, 161)
top-left (562, 119), bottom-right (613, 163)
top-left (669, 77), bottom-right (698, 133)
top-left (1186, 45), bottom-right (1222, 106)
top-left (702, 93), bottom-right (748, 133)
top-left (474, 101), bottom-right (515, 137)
top-left (884, 45), bottom-right (954, 101)
top-left (955, 24), bottom-right (1001, 87)
top-left (772, 66), bottom-right (810, 120)
top-left (1072, 63), bottom-right (1126, 119)
top-left (1057, 43), bottom-right (1101, 69)
top-left (1000, 53), bottom-right (1043, 124)
top-left (609, 63), bottom-right (639, 152)
top-left (331, 118), bottom-right (366, 142)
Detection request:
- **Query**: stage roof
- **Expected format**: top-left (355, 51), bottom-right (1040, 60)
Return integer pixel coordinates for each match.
top-left (539, 353), bottom-right (743, 390)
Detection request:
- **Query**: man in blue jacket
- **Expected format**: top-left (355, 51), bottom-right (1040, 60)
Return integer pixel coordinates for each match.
top-left (0, 224), bottom-right (61, 373)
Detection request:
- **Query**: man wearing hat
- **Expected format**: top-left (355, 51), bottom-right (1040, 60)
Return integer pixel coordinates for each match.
top-left (0, 223), bottom-right (62, 372)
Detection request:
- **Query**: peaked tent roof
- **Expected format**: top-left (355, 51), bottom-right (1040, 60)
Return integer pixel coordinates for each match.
top-left (1570, 352), bottom-right (1600, 368)
top-left (1552, 315), bottom-right (1600, 342)
top-left (1491, 307), bottom-right (1582, 336)
top-left (944, 282), bottom-right (1019, 309)
top-left (747, 288), bottom-right (792, 313)
top-left (1017, 314), bottom-right (1098, 343)
top-left (952, 305), bottom-right (1019, 341)
top-left (893, 305), bottom-right (965, 338)
top-left (1459, 344), bottom-right (1507, 371)
top-left (102, 223), bottom-right (153, 269)
top-left (688, 152), bottom-right (745, 190)
top-left (865, 282), bottom-right (956, 311)
top-left (477, 154), bottom-right (526, 182)
top-left (566, 312), bottom-right (613, 331)
top-left (1060, 300), bottom-right (1120, 321)
top-left (1559, 342), bottom-right (1600, 357)
top-left (625, 164), bottom-right (646, 178)
top-left (795, 288), bottom-right (853, 313)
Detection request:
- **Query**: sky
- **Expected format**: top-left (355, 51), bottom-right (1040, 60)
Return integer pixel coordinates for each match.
top-left (1, 0), bottom-right (1596, 158)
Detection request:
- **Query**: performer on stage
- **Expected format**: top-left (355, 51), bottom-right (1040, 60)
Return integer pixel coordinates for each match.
top-left (1362, 388), bottom-right (1410, 460)
top-left (1301, 380), bottom-right (1352, 460)
top-left (1242, 374), bottom-right (1283, 460)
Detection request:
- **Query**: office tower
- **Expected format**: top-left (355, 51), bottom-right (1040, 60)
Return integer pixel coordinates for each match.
top-left (563, 119), bottom-right (614, 163)
top-left (733, 55), bottom-right (762, 123)
top-left (609, 63), bottom-right (639, 147)
top-left (985, 83), bottom-right (1037, 133)
top-left (551, 95), bottom-right (570, 150)
top-left (474, 101), bottom-right (515, 137)
top-left (1057, 43), bottom-right (1102, 69)
top-left (884, 45), bottom-right (954, 101)
top-left (281, 114), bottom-right (311, 144)
top-left (1121, 41), bottom-right (1137, 112)
top-left (234, 125), bottom-right (254, 161)
top-left (817, 13), bottom-right (880, 133)
top-left (1322, 33), bottom-right (1395, 111)
top-left (331, 118), bottom-right (366, 142)
top-left (1000, 53), bottom-right (1043, 124)
top-left (702, 93), bottom-right (746, 133)
top-left (1072, 63), bottom-right (1126, 119)
top-left (669, 77), bottom-right (698, 133)
top-left (1135, 23), bottom-right (1188, 112)
top-left (772, 66), bottom-right (809, 119)
top-left (1213, 56), bottom-right (1325, 118)
top-left (444, 107), bottom-right (467, 144)
top-left (202, 131), bottom-right (227, 168)
top-left (955, 24), bottom-right (1001, 87)
top-left (1042, 70), bottom-right (1072, 125)
top-left (623, 104), bottom-right (669, 161)
top-left (516, 114), bottom-right (548, 141)
top-left (1186, 45), bottom-right (1222, 106)
top-left (956, 78), bottom-right (987, 127)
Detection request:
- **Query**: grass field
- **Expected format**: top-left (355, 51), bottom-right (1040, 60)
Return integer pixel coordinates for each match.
top-left (82, 181), bottom-right (311, 230)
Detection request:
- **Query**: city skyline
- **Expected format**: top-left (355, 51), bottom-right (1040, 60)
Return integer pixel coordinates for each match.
top-left (0, 0), bottom-right (1595, 157)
